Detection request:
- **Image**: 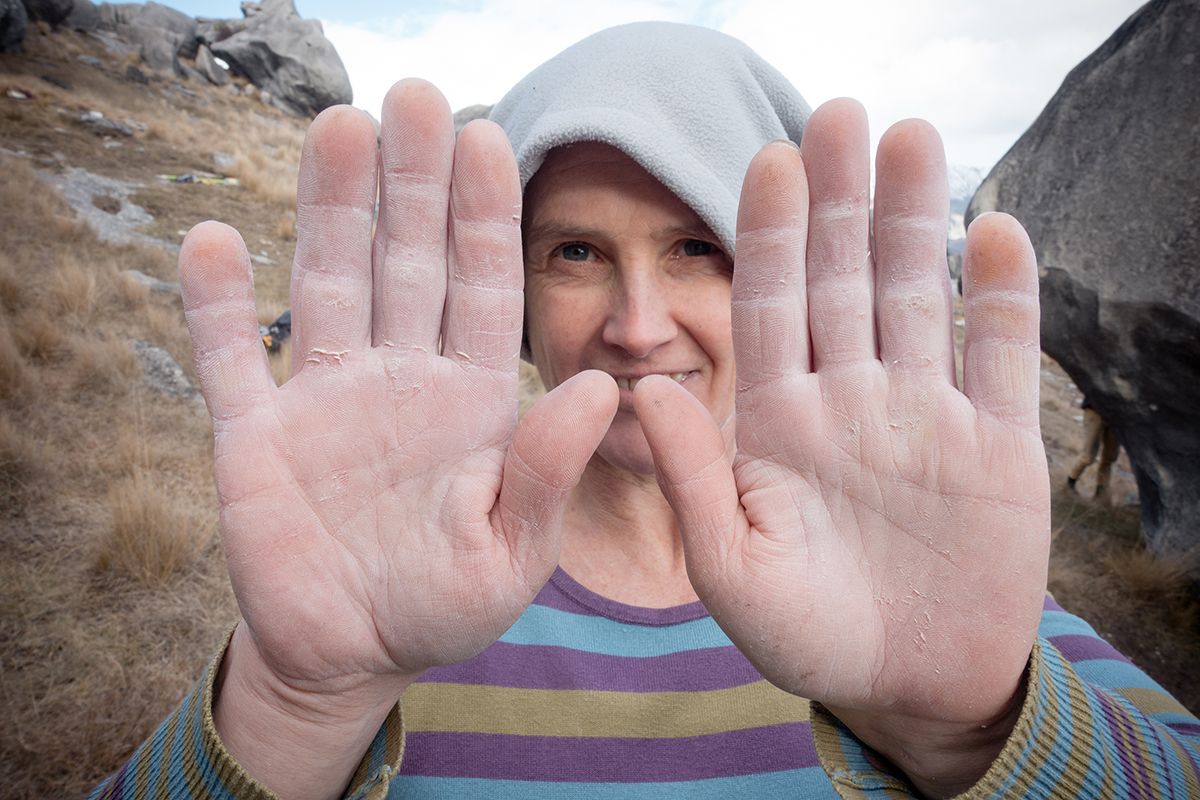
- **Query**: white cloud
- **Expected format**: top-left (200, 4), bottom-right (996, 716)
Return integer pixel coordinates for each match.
top-left (323, 0), bottom-right (1146, 168)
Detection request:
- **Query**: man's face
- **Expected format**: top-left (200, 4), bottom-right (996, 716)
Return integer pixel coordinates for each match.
top-left (523, 143), bottom-right (735, 476)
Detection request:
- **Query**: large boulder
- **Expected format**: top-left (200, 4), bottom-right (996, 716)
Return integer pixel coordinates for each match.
top-left (64, 0), bottom-right (98, 31)
top-left (210, 0), bottom-right (351, 116)
top-left (1, 0), bottom-right (27, 52)
top-left (967, 0), bottom-right (1200, 557)
top-left (21, 0), bottom-right (71, 26)
top-left (194, 42), bottom-right (229, 86)
top-left (97, 2), bottom-right (198, 71)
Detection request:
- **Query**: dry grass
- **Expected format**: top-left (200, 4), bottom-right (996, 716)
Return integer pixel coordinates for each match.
top-left (0, 413), bottom-right (41, 506)
top-left (0, 317), bottom-right (31, 403)
top-left (233, 143), bottom-right (300, 208)
top-left (68, 334), bottom-right (139, 395)
top-left (51, 258), bottom-right (99, 319)
top-left (98, 467), bottom-right (210, 586)
top-left (276, 209), bottom-right (296, 241)
top-left (0, 252), bottom-right (21, 312)
top-left (12, 310), bottom-right (67, 362)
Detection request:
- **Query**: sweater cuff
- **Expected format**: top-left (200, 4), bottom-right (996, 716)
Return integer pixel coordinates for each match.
top-left (200, 627), bottom-right (406, 800)
top-left (810, 640), bottom-right (1046, 799)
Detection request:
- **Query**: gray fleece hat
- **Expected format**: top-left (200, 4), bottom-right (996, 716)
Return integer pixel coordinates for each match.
top-left (489, 21), bottom-right (812, 256)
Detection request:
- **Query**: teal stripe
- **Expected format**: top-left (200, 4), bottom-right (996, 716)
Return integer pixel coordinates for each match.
top-left (1036, 609), bottom-right (1100, 639)
top-left (498, 605), bottom-right (731, 656)
top-left (388, 768), bottom-right (837, 798)
top-left (1071, 659), bottom-right (1170, 694)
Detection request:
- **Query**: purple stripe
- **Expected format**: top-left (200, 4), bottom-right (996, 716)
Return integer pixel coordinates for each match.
top-left (400, 722), bottom-right (818, 781)
top-left (419, 642), bottom-right (763, 692)
top-left (1096, 688), bottom-right (1150, 799)
top-left (1044, 595), bottom-right (1064, 612)
top-left (1049, 634), bottom-right (1132, 665)
top-left (534, 569), bottom-right (710, 625)
top-left (1166, 722), bottom-right (1200, 737)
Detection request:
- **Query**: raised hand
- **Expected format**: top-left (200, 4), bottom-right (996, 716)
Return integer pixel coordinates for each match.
top-left (179, 80), bottom-right (616, 797)
top-left (635, 99), bottom-right (1049, 796)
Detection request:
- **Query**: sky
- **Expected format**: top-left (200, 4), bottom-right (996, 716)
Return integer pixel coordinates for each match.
top-left (150, 0), bottom-right (1148, 169)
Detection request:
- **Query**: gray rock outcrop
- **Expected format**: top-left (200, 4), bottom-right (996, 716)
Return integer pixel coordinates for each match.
top-left (64, 0), bottom-right (97, 31)
top-left (967, 0), bottom-right (1200, 557)
top-left (194, 43), bottom-right (228, 85)
top-left (97, 2), bottom-right (198, 73)
top-left (1, 0), bottom-right (27, 52)
top-left (208, 0), bottom-right (351, 116)
top-left (21, 0), bottom-right (72, 26)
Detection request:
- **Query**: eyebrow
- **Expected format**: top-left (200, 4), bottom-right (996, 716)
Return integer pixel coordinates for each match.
top-left (523, 220), bottom-right (719, 247)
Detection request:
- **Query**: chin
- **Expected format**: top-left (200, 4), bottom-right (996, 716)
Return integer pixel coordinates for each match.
top-left (595, 418), bottom-right (659, 476)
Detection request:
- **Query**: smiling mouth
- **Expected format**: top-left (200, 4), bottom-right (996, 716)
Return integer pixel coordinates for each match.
top-left (612, 372), bottom-right (694, 390)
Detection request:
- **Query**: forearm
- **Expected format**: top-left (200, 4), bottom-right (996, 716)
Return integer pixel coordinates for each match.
top-left (213, 623), bottom-right (415, 800)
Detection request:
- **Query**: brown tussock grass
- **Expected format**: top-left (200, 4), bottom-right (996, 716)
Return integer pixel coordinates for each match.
top-left (0, 252), bottom-right (21, 313)
top-left (51, 258), bottom-right (99, 320)
top-left (1105, 547), bottom-right (1199, 603)
top-left (12, 310), bottom-right (67, 362)
top-left (276, 209), bottom-right (296, 241)
top-left (233, 146), bottom-right (299, 209)
top-left (0, 413), bottom-right (41, 506)
top-left (68, 334), bottom-right (139, 395)
top-left (97, 467), bottom-right (209, 587)
top-left (0, 317), bottom-right (32, 403)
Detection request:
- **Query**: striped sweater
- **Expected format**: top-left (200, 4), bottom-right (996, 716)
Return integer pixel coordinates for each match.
top-left (89, 569), bottom-right (1200, 799)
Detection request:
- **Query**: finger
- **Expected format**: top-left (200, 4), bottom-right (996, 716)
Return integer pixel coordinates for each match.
top-left (442, 120), bottom-right (524, 372)
top-left (733, 140), bottom-right (811, 387)
top-left (372, 79), bottom-right (455, 350)
top-left (496, 370), bottom-right (619, 577)
top-left (799, 99), bottom-right (876, 369)
top-left (873, 119), bottom-right (957, 384)
top-left (290, 105), bottom-right (379, 375)
top-left (179, 221), bottom-right (275, 421)
top-left (961, 213), bottom-right (1040, 427)
top-left (633, 375), bottom-right (741, 592)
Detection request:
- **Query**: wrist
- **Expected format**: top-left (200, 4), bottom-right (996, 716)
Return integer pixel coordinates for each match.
top-left (213, 622), bottom-right (419, 800)
top-left (823, 668), bottom-right (1029, 798)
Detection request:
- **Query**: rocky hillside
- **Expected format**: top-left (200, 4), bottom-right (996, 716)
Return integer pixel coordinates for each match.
top-left (2, 0), bottom-right (351, 116)
top-left (0, 17), bottom-right (1196, 800)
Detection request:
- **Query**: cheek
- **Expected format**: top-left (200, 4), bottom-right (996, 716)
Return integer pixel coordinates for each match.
top-left (526, 287), bottom-right (603, 390)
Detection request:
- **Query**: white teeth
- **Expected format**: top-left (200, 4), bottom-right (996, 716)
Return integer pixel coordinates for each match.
top-left (615, 372), bottom-right (689, 390)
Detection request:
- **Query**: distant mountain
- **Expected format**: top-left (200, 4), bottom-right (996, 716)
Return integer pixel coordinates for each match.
top-left (947, 163), bottom-right (985, 261)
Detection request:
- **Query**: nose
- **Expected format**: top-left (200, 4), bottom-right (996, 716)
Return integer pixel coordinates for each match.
top-left (602, 268), bottom-right (678, 359)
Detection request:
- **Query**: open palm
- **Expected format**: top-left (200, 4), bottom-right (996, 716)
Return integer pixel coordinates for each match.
top-left (636, 100), bottom-right (1049, 790)
top-left (180, 81), bottom-right (615, 703)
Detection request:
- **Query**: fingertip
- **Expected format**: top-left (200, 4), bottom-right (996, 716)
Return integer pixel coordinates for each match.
top-left (876, 118), bottom-right (946, 179)
top-left (812, 97), bottom-right (867, 125)
top-left (556, 369), bottom-right (619, 421)
top-left (179, 221), bottom-right (251, 304)
top-left (451, 118), bottom-right (520, 222)
top-left (964, 213), bottom-right (1038, 294)
top-left (738, 140), bottom-right (808, 235)
top-left (382, 77), bottom-right (451, 117)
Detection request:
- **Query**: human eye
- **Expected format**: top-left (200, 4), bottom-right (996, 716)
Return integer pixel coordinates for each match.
top-left (681, 239), bottom-right (716, 257)
top-left (558, 242), bottom-right (593, 262)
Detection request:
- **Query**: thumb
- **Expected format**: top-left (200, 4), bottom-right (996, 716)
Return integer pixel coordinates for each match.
top-left (633, 375), bottom-right (742, 595)
top-left (494, 369), bottom-right (618, 580)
